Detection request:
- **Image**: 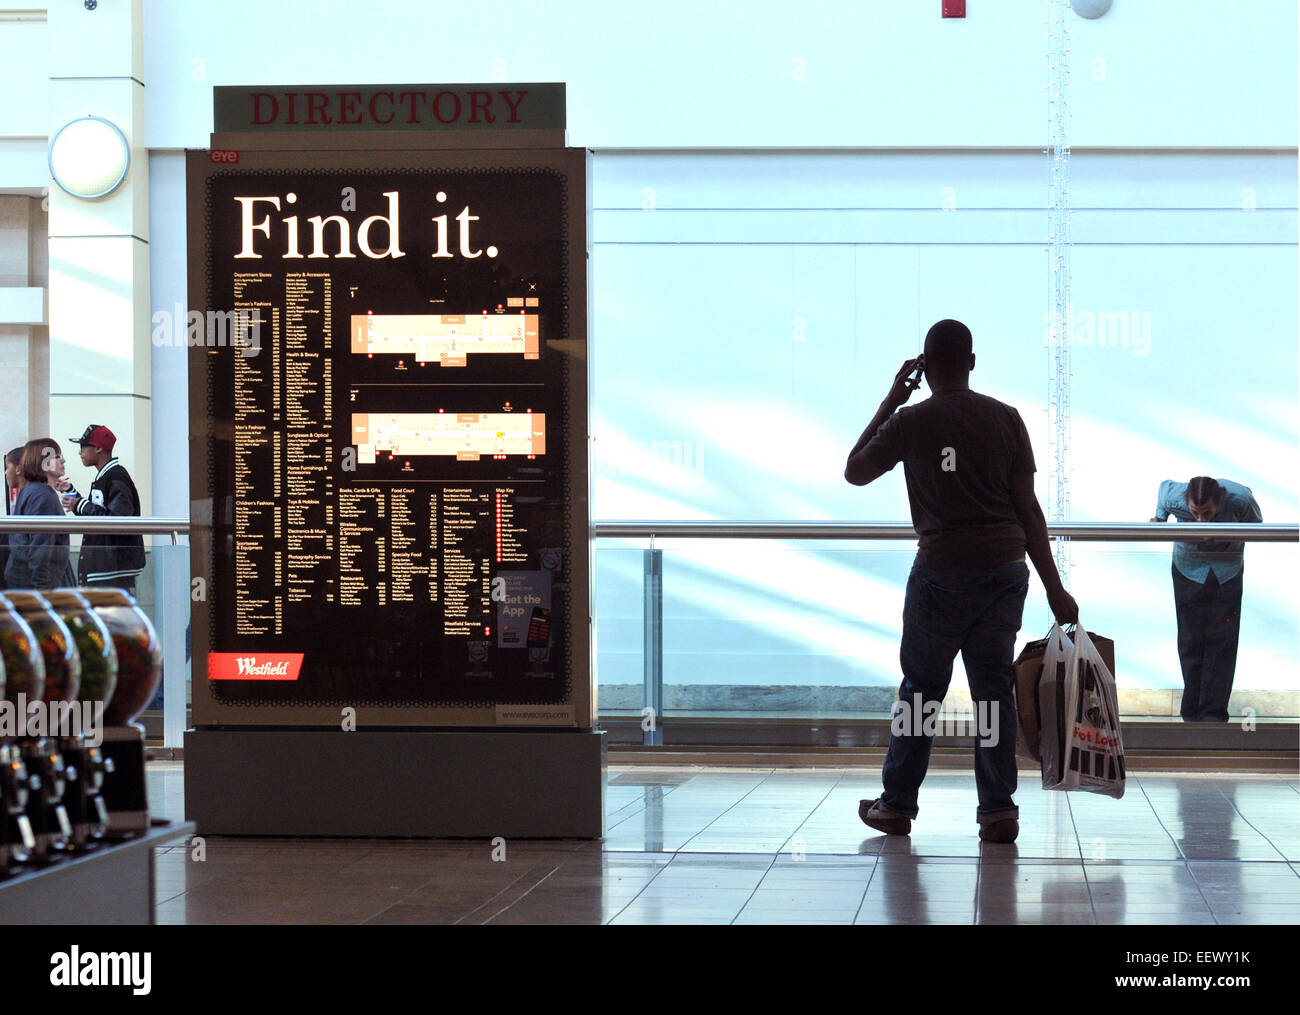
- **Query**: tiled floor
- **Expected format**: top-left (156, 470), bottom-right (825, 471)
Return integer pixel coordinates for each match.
top-left (147, 763), bottom-right (1300, 924)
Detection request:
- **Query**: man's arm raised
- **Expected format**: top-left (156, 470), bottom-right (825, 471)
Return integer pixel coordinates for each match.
top-left (845, 357), bottom-right (923, 486)
top-left (844, 400), bottom-right (896, 486)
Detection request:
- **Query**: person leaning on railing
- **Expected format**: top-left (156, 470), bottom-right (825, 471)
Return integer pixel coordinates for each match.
top-left (4, 438), bottom-right (77, 590)
top-left (1151, 476), bottom-right (1263, 723)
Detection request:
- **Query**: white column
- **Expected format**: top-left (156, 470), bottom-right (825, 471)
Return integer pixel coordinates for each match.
top-left (47, 0), bottom-right (151, 511)
top-left (48, 1), bottom-right (189, 747)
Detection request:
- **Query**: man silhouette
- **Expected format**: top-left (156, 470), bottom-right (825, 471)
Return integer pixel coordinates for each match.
top-left (845, 319), bottom-right (1077, 843)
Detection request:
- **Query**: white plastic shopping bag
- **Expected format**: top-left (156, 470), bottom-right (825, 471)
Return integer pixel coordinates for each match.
top-left (1046, 626), bottom-right (1126, 799)
top-left (1035, 624), bottom-right (1073, 787)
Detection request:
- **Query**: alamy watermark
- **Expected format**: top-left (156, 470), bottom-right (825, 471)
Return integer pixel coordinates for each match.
top-left (599, 439), bottom-right (705, 478)
top-left (0, 695), bottom-right (104, 747)
top-left (151, 303), bottom-right (263, 357)
top-left (1042, 308), bottom-right (1152, 358)
top-left (50, 946), bottom-right (150, 996)
top-left (891, 693), bottom-right (1000, 747)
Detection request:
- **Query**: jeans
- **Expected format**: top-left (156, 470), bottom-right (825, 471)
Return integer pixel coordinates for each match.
top-left (880, 560), bottom-right (1029, 825)
top-left (1172, 564), bottom-right (1242, 723)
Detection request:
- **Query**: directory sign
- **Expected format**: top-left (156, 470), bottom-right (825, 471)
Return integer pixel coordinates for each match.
top-left (187, 147), bottom-right (591, 727)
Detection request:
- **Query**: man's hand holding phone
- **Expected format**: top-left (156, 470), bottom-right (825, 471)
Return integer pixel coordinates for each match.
top-left (885, 355), bottom-right (926, 410)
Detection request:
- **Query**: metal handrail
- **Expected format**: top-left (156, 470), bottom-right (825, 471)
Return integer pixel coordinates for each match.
top-left (594, 521), bottom-right (1298, 542)
top-left (0, 517), bottom-right (1293, 543)
top-left (0, 517), bottom-right (191, 535)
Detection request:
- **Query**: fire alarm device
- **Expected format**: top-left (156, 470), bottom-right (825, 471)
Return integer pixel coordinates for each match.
top-left (943, 0), bottom-right (966, 16)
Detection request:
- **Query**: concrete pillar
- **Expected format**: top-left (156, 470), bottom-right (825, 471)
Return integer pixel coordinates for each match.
top-left (46, 0), bottom-right (151, 512)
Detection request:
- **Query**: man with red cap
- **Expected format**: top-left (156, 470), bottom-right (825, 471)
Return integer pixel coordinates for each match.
top-left (60, 424), bottom-right (146, 595)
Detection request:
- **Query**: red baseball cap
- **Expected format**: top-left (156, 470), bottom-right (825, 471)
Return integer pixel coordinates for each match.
top-left (70, 424), bottom-right (117, 453)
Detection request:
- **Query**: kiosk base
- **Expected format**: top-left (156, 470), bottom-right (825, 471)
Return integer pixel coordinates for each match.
top-left (0, 823), bottom-right (194, 924)
top-left (184, 728), bottom-right (605, 838)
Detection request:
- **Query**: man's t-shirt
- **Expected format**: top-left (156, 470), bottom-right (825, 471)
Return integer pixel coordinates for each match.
top-left (861, 389), bottom-right (1035, 570)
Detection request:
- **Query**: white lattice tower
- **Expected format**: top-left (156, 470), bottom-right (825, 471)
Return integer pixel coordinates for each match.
top-left (1047, 0), bottom-right (1072, 583)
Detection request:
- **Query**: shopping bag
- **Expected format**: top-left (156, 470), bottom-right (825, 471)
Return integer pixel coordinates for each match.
top-left (1013, 635), bottom-right (1050, 762)
top-left (1047, 626), bottom-right (1126, 799)
top-left (1036, 624), bottom-right (1073, 785)
top-left (1015, 627), bottom-right (1116, 763)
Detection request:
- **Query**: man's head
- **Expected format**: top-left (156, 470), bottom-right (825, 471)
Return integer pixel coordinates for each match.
top-left (1185, 476), bottom-right (1225, 522)
top-left (922, 319), bottom-right (975, 388)
top-left (70, 424), bottom-right (116, 468)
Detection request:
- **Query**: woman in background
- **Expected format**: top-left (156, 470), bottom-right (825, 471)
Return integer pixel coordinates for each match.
top-left (4, 446), bottom-right (20, 510)
top-left (4, 438), bottom-right (76, 589)
top-left (0, 446), bottom-right (24, 589)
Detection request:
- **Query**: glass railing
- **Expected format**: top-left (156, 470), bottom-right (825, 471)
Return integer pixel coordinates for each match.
top-left (0, 517), bottom-right (190, 748)
top-left (593, 523), bottom-right (1300, 738)
top-left (3, 517), bottom-right (1294, 748)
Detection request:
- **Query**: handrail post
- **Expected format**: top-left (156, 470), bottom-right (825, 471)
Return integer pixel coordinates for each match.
top-left (643, 540), bottom-right (664, 747)
top-left (158, 542), bottom-right (189, 749)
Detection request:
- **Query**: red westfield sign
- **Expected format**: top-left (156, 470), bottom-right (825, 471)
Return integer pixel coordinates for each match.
top-left (208, 652), bottom-right (303, 681)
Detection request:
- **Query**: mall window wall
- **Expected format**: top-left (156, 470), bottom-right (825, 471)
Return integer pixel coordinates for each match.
top-left (127, 0), bottom-right (1297, 729)
top-left (588, 150), bottom-right (1298, 719)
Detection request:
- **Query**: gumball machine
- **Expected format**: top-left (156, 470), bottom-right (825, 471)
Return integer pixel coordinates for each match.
top-left (0, 603), bottom-right (39, 874)
top-left (42, 590), bottom-right (118, 850)
top-left (71, 588), bottom-right (161, 838)
top-left (0, 736), bottom-right (37, 875)
top-left (0, 596), bottom-right (70, 865)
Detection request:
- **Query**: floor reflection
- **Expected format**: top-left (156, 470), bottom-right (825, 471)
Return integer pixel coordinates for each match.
top-left (146, 763), bottom-right (1300, 925)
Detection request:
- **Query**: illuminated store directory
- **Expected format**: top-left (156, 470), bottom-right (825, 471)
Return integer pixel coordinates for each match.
top-left (188, 150), bottom-right (588, 722)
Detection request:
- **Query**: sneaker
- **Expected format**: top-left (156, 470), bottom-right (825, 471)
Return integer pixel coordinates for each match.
top-left (978, 818), bottom-right (1019, 844)
top-left (859, 798), bottom-right (911, 835)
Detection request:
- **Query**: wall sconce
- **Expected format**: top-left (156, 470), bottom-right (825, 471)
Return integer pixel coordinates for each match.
top-left (48, 114), bottom-right (131, 199)
top-left (1070, 0), bottom-right (1113, 17)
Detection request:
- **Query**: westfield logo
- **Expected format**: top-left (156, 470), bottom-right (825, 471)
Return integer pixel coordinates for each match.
top-left (209, 652), bottom-right (303, 681)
